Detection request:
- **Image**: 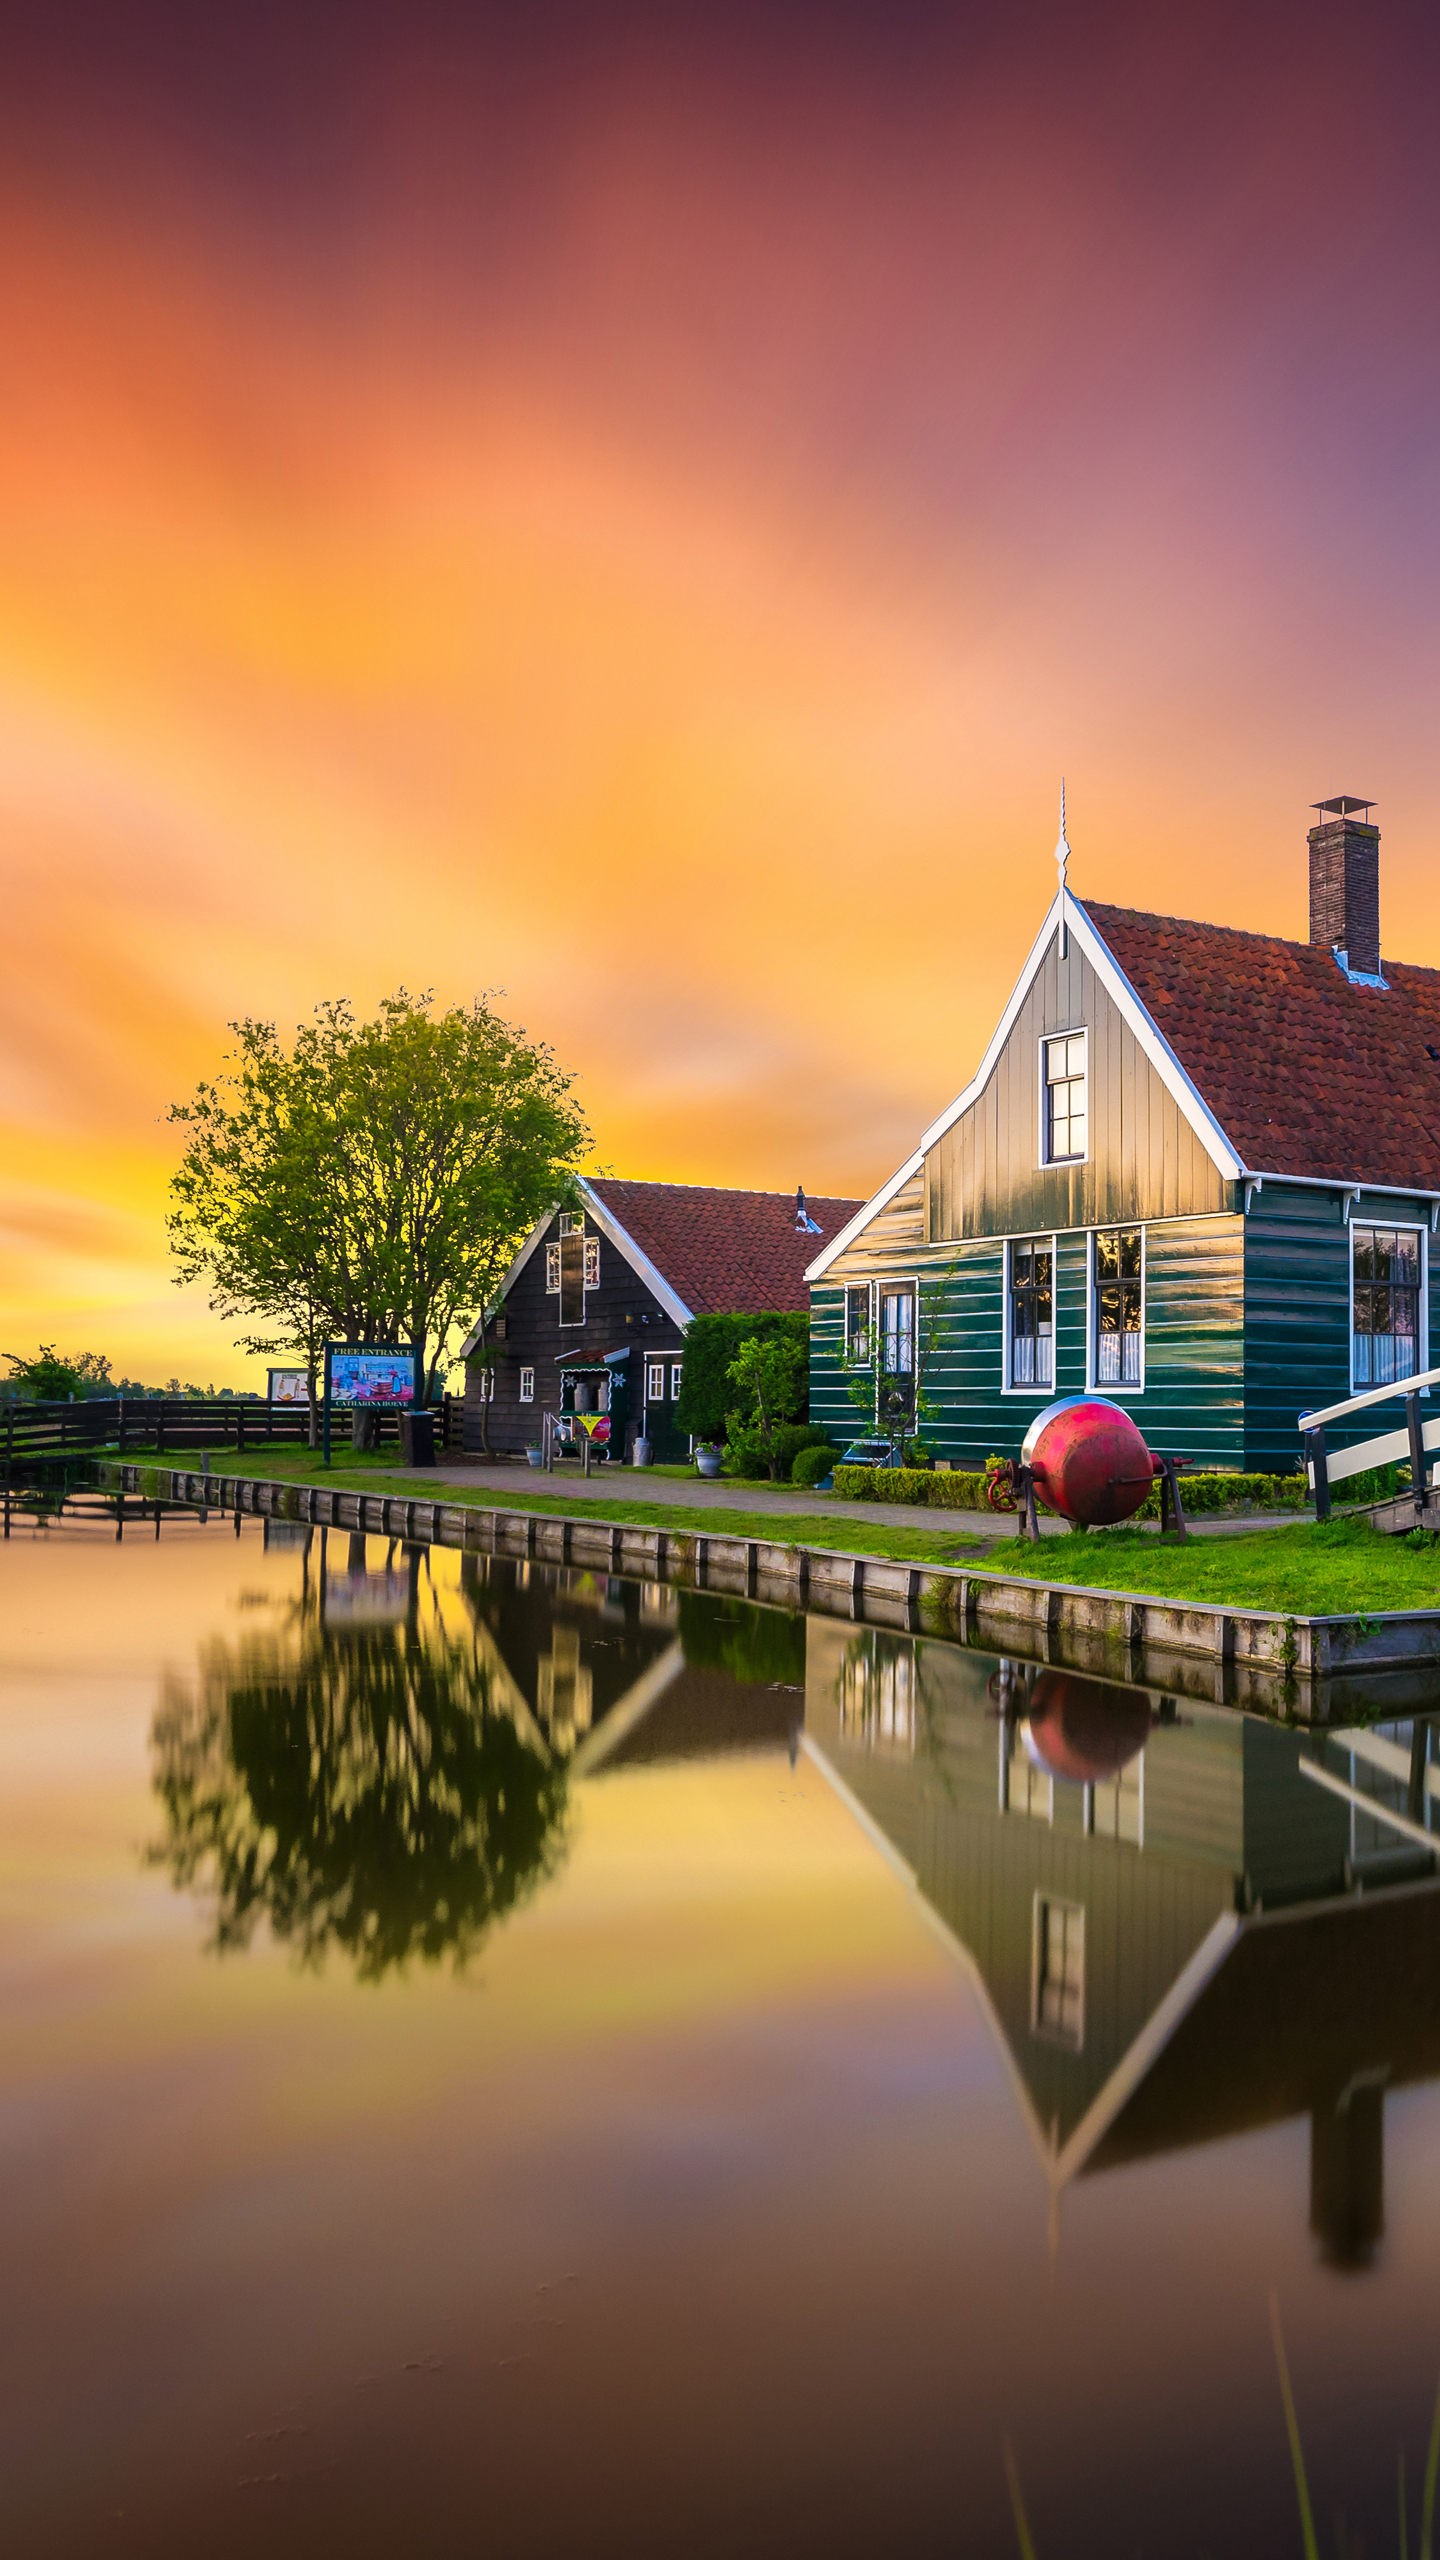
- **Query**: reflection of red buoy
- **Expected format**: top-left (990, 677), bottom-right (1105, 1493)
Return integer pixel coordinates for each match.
top-left (1022, 1670), bottom-right (1152, 1784)
top-left (1020, 1395), bottom-right (1160, 1526)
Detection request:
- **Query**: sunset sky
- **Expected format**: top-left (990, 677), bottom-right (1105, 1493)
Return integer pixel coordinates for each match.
top-left (4, 0), bottom-right (1440, 1383)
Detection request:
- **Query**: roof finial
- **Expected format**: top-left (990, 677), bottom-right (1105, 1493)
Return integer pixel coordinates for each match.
top-left (1055, 779), bottom-right (1071, 957)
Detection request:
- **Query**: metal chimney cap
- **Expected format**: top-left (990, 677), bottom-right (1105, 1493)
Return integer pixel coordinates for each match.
top-left (1311, 794), bottom-right (1376, 821)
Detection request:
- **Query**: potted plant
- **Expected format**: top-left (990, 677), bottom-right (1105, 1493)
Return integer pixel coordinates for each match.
top-left (694, 1441), bottom-right (722, 1478)
top-left (525, 1442), bottom-right (546, 1469)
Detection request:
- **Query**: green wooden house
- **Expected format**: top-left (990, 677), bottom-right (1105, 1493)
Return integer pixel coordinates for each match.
top-left (808, 796), bottom-right (1440, 1471)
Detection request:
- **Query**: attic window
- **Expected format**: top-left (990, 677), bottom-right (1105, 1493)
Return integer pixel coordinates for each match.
top-left (1043, 1032), bottom-right (1087, 1165)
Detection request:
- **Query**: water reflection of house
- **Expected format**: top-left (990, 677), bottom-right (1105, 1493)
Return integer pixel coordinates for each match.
top-left (459, 1560), bottom-right (803, 1772)
top-left (806, 1619), bottom-right (1440, 2268)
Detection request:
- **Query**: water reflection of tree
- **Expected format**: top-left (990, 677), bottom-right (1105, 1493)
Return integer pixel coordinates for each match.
top-left (149, 1560), bottom-right (568, 1979)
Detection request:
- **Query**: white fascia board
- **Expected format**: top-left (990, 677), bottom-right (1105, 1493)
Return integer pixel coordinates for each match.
top-left (577, 1181), bottom-right (695, 1330)
top-left (804, 1150), bottom-right (926, 1284)
top-left (806, 896), bottom-right (1086, 1284)
top-left (1063, 898), bottom-right (1246, 1182)
top-left (457, 1177), bottom-right (695, 1357)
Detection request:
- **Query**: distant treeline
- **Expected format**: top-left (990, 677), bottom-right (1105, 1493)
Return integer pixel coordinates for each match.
top-left (1, 1346), bottom-right (259, 1405)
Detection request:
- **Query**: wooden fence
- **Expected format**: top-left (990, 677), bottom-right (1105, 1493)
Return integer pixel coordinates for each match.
top-left (1, 1396), bottom-right (457, 1471)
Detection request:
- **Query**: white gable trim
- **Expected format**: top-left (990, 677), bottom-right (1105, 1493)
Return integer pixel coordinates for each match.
top-left (803, 1150), bottom-right (925, 1285)
top-left (457, 1177), bottom-right (693, 1358)
top-left (578, 1183), bottom-right (694, 1330)
top-left (1063, 898), bottom-right (1245, 1181)
top-left (805, 892), bottom-right (1244, 1283)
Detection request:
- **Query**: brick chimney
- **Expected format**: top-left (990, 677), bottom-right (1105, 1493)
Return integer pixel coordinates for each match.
top-left (1309, 795), bottom-right (1380, 978)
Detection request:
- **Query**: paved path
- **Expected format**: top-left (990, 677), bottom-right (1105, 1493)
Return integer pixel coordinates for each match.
top-left (429, 1459), bottom-right (1298, 1543)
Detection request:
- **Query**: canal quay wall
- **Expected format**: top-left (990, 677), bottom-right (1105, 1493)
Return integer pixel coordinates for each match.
top-left (100, 1462), bottom-right (1440, 1722)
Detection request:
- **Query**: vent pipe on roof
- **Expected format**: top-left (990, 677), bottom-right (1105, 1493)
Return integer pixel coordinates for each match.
top-left (1309, 796), bottom-right (1380, 979)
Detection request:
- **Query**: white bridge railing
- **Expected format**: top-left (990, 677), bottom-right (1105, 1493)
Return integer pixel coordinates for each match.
top-left (1298, 1364), bottom-right (1440, 1519)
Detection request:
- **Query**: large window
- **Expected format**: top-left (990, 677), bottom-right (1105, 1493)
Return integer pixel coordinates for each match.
top-left (1008, 1240), bottom-right (1054, 1389)
top-left (1352, 1225), bottom-right (1422, 1387)
top-left (1093, 1227), bottom-right (1143, 1387)
top-left (1033, 1897), bottom-right (1085, 2048)
top-left (844, 1284), bottom-right (872, 1366)
top-left (1043, 1031), bottom-right (1087, 1164)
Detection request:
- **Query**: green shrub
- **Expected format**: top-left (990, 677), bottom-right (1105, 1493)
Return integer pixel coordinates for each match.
top-left (831, 1464), bottom-right (1309, 1514)
top-left (676, 1311), bottom-right (809, 1443)
top-left (790, 1443), bottom-right (837, 1488)
top-left (724, 1420), bottom-right (827, 1481)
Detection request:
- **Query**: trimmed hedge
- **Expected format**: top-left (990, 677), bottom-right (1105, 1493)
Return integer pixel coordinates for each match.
top-left (833, 1465), bottom-right (1309, 1514)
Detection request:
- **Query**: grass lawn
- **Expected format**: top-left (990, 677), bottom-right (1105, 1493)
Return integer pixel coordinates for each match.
top-left (109, 1448), bottom-right (1440, 1614)
top-left (121, 1446), bottom-right (981, 1568)
top-left (980, 1513), bottom-right (1440, 1615)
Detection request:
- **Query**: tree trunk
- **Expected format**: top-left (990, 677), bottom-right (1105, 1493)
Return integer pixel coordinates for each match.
top-left (352, 1409), bottom-right (379, 1452)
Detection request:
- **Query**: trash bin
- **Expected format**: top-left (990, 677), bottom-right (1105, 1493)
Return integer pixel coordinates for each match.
top-left (400, 1408), bottom-right (437, 1468)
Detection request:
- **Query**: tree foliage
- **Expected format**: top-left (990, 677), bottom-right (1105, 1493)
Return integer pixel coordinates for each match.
top-left (167, 990), bottom-right (588, 1401)
top-left (148, 1563), bottom-right (569, 1979)
top-left (674, 1310), bottom-right (809, 1442)
top-left (724, 1330), bottom-right (808, 1479)
top-left (2, 1344), bottom-right (113, 1401)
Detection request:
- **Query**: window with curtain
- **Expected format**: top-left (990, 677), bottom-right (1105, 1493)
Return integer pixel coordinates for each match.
top-left (1352, 1226), bottom-right (1421, 1386)
top-left (1008, 1240), bottom-right (1054, 1388)
top-left (1093, 1228), bottom-right (1143, 1386)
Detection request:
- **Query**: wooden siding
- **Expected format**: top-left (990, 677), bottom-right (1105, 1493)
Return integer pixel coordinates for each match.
top-left (463, 1209), bottom-right (688, 1459)
top-left (810, 1212), bottom-right (1244, 1469)
top-left (820, 1168), bottom-right (927, 1285)
top-left (925, 927), bottom-right (1229, 1240)
top-left (1242, 1183), bottom-right (1440, 1471)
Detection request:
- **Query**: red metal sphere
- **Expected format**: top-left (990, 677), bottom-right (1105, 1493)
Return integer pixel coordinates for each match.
top-left (1022, 1671), bottom-right (1153, 1785)
top-left (1020, 1395), bottom-right (1158, 1526)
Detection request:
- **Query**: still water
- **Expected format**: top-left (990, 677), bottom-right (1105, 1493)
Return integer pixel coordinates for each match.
top-left (3, 1489), bottom-right (1440, 2558)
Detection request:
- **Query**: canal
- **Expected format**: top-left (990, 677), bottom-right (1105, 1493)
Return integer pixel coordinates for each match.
top-left (3, 1487), bottom-right (1439, 2556)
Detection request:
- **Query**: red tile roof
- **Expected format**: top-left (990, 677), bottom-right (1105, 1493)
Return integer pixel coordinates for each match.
top-left (1083, 900), bottom-right (1440, 1190)
top-left (586, 1179), bottom-right (863, 1315)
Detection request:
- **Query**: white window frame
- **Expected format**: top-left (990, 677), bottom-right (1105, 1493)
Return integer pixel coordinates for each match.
top-left (1087, 1223), bottom-right (1146, 1397)
top-left (875, 1276), bottom-right (919, 1428)
top-left (1349, 1219), bottom-right (1427, 1396)
top-left (583, 1236), bottom-right (600, 1288)
top-left (1003, 1233), bottom-right (1058, 1396)
top-left (1039, 1028), bottom-right (1089, 1170)
top-left (558, 1211), bottom-right (585, 1236)
top-left (645, 1358), bottom-right (665, 1403)
top-left (545, 1244), bottom-right (561, 1293)
top-left (843, 1282), bottom-right (874, 1368)
top-left (670, 1360), bottom-right (683, 1400)
top-left (473, 1366), bottom-right (494, 1402)
top-left (519, 1366), bottom-right (535, 1404)
top-left (1031, 1893), bottom-right (1086, 2050)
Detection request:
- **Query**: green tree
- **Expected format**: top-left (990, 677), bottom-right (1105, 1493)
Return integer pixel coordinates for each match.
top-left (168, 991), bottom-right (588, 1439)
top-left (725, 1330), bottom-right (807, 1479)
top-left (675, 1310), bottom-right (809, 1442)
top-left (2, 1344), bottom-right (113, 1402)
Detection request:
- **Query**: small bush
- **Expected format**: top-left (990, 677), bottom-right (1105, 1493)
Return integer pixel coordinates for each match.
top-left (724, 1421), bottom-right (828, 1482)
top-left (834, 1465), bottom-right (990, 1507)
top-left (790, 1443), bottom-right (837, 1488)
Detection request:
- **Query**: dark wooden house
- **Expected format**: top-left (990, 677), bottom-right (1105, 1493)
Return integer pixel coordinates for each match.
top-left (459, 1178), bottom-right (861, 1460)
top-left (809, 797), bottom-right (1440, 1469)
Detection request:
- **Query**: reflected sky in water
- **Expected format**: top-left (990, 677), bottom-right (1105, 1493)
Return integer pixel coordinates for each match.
top-left (3, 1493), bottom-right (1440, 2558)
